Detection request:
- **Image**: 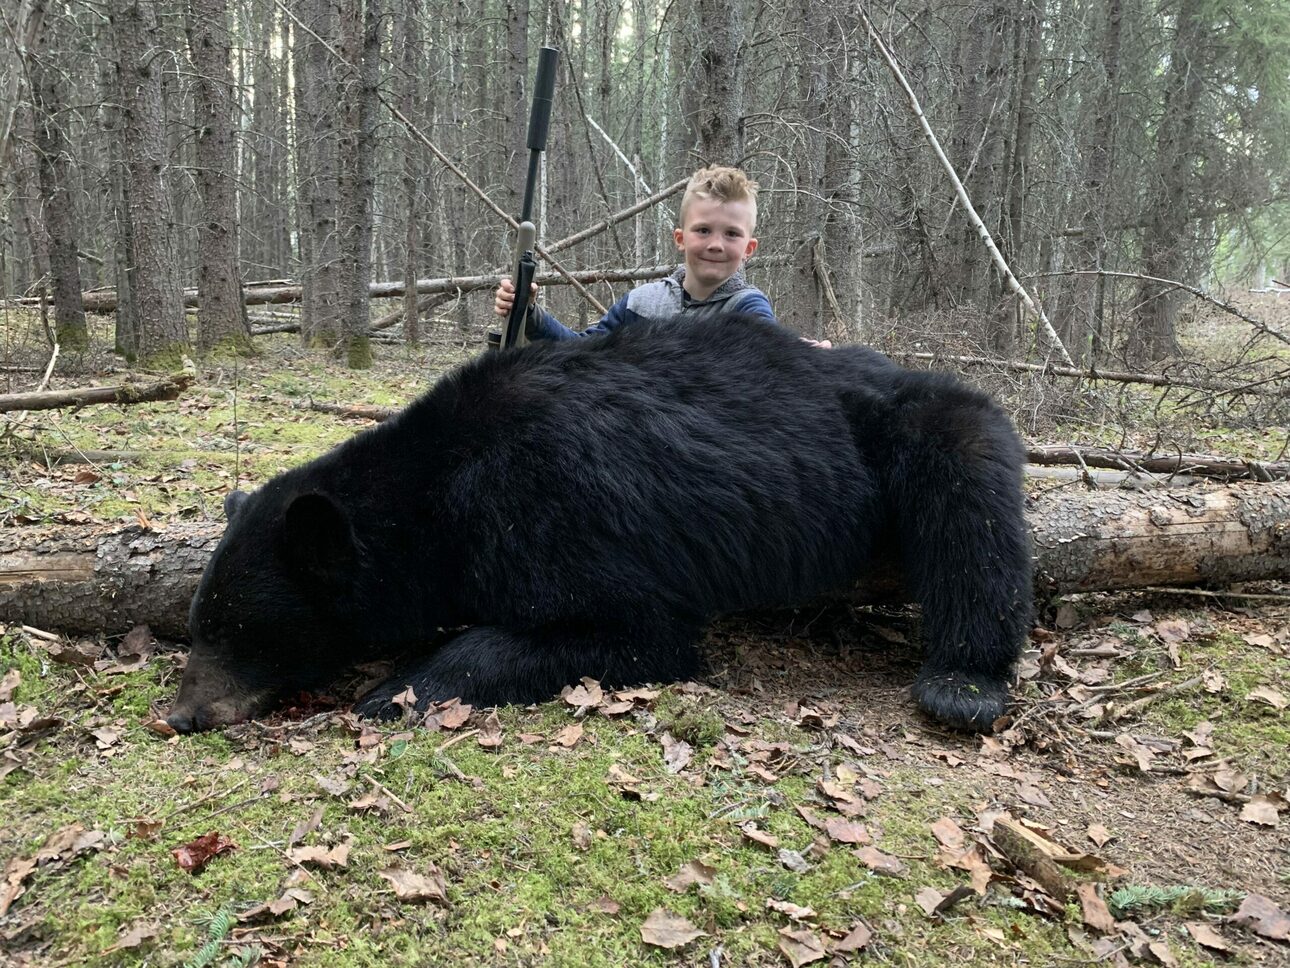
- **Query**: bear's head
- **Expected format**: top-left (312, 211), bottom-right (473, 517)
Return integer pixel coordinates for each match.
top-left (167, 486), bottom-right (363, 732)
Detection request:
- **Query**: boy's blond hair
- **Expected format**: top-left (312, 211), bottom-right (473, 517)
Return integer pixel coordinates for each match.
top-left (680, 166), bottom-right (759, 230)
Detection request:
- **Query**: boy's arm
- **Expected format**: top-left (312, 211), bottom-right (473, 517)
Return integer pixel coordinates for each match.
top-left (737, 289), bottom-right (779, 324)
top-left (530, 294), bottom-right (636, 340)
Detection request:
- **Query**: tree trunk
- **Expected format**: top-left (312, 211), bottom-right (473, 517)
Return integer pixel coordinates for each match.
top-left (334, 0), bottom-right (379, 367)
top-left (301, 0), bottom-right (340, 345)
top-left (1055, 0), bottom-right (1121, 363)
top-left (400, 0), bottom-right (421, 345)
top-left (3, 484), bottom-right (1287, 638)
top-left (109, 0), bottom-right (189, 368)
top-left (692, 0), bottom-right (745, 163)
top-left (29, 9), bottom-right (88, 352)
top-left (1132, 0), bottom-right (1205, 361)
top-left (100, 48), bottom-right (139, 357)
top-left (186, 0), bottom-right (252, 354)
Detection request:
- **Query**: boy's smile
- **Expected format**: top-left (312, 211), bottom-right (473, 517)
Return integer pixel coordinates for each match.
top-left (674, 198), bottom-right (759, 301)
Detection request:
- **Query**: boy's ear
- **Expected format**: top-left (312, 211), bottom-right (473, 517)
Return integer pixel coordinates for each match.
top-left (280, 492), bottom-right (357, 585)
top-left (744, 237), bottom-right (759, 258)
top-left (673, 226), bottom-right (685, 250)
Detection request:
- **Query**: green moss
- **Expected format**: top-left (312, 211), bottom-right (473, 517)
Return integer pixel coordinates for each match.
top-left (653, 689), bottom-right (726, 747)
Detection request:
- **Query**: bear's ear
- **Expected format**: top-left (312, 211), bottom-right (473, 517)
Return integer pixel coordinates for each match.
top-left (224, 490), bottom-right (251, 521)
top-left (280, 492), bottom-right (357, 585)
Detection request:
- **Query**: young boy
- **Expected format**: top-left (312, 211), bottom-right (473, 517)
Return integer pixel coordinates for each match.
top-left (494, 166), bottom-right (777, 339)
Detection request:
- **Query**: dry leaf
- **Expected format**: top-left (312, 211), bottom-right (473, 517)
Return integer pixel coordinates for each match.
top-left (588, 895), bottom-right (620, 915)
top-left (1239, 795), bottom-right (1283, 827)
top-left (103, 921), bottom-right (161, 952)
top-left (777, 927), bottom-right (827, 967)
top-left (664, 860), bottom-right (716, 892)
top-left (930, 817), bottom-right (965, 850)
top-left (824, 819), bottom-right (870, 845)
top-left (915, 885), bottom-right (974, 918)
top-left (1228, 893), bottom-right (1290, 941)
top-left (1077, 883), bottom-right (1116, 933)
top-left (660, 732), bottom-right (693, 773)
top-left (740, 824), bottom-right (779, 850)
top-left (562, 678), bottom-right (604, 708)
top-left (378, 865), bottom-right (449, 904)
top-left (1247, 686), bottom-right (1288, 710)
top-left (854, 846), bottom-right (907, 877)
top-left (833, 921), bottom-right (874, 953)
top-left (1184, 921), bottom-right (1232, 953)
top-left (171, 831), bottom-right (235, 874)
top-left (766, 898), bottom-right (816, 921)
top-left (287, 844), bottom-right (350, 869)
top-left (554, 722), bottom-right (584, 748)
top-left (0, 668), bottom-right (20, 702)
top-left (423, 698), bottom-right (472, 730)
top-left (639, 908), bottom-right (704, 949)
top-left (1086, 823), bottom-right (1112, 848)
top-left (477, 710), bottom-right (503, 748)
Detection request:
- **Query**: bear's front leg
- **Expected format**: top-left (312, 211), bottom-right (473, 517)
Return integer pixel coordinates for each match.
top-left (354, 616), bottom-right (703, 720)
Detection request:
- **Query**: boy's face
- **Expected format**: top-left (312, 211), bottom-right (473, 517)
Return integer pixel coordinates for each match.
top-left (674, 197), bottom-right (758, 294)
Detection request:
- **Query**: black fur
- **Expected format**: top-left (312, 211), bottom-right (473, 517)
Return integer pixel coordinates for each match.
top-left (171, 316), bottom-right (1032, 732)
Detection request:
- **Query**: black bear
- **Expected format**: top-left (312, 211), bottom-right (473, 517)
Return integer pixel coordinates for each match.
top-left (167, 316), bottom-right (1032, 733)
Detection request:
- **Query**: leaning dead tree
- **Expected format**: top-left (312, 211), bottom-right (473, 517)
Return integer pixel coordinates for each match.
top-left (1, 484), bottom-right (1287, 639)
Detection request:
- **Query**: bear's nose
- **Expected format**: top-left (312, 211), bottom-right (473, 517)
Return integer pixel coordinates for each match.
top-left (166, 710), bottom-right (200, 734)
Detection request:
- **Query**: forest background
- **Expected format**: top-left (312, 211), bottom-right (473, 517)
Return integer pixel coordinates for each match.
top-left (3, 0), bottom-right (1289, 373)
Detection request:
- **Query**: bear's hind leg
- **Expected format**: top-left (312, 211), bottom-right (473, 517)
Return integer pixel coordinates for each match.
top-left (354, 612), bottom-right (703, 720)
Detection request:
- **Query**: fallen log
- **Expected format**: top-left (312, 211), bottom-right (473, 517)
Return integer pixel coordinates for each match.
top-left (0, 483), bottom-right (1286, 639)
top-left (0, 373), bottom-right (193, 414)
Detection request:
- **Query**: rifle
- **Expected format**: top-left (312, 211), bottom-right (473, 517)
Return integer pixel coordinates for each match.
top-left (500, 46), bottom-right (559, 351)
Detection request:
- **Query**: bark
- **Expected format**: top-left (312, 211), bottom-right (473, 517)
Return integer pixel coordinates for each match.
top-left (504, 0), bottom-right (528, 215)
top-left (2, 484), bottom-right (1286, 638)
top-left (335, 0), bottom-right (379, 368)
top-left (109, 0), bottom-right (189, 366)
top-left (186, 0), bottom-right (252, 353)
top-left (1133, 0), bottom-right (1205, 361)
top-left (29, 9), bottom-right (88, 352)
top-left (289, 7), bottom-right (316, 331)
top-left (1055, 0), bottom-right (1121, 362)
top-left (692, 0), bottom-right (746, 163)
top-left (100, 48), bottom-right (140, 357)
top-left (301, 0), bottom-right (340, 344)
top-left (400, 0), bottom-right (421, 344)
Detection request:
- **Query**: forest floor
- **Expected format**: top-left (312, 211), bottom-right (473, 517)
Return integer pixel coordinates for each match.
top-left (0, 310), bottom-right (1287, 967)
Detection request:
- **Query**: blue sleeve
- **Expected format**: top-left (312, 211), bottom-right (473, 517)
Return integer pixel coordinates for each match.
top-left (739, 290), bottom-right (779, 324)
top-left (529, 294), bottom-right (635, 340)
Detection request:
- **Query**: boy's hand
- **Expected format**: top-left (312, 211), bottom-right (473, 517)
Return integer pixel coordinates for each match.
top-left (494, 279), bottom-right (539, 317)
top-left (799, 337), bottom-right (833, 349)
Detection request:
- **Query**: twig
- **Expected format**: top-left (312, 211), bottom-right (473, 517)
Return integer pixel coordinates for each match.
top-left (890, 350), bottom-right (1288, 398)
top-left (36, 342), bottom-right (58, 392)
top-left (1030, 269), bottom-right (1290, 348)
top-left (436, 728), bottom-right (479, 753)
top-left (1135, 586), bottom-right (1290, 602)
top-left (1109, 676), bottom-right (1204, 721)
top-left (368, 775), bottom-right (413, 814)
top-left (856, 4), bottom-right (1075, 366)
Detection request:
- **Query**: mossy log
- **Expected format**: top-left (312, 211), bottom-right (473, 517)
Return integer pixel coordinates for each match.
top-left (0, 483), bottom-right (1286, 638)
top-left (0, 373), bottom-right (193, 414)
